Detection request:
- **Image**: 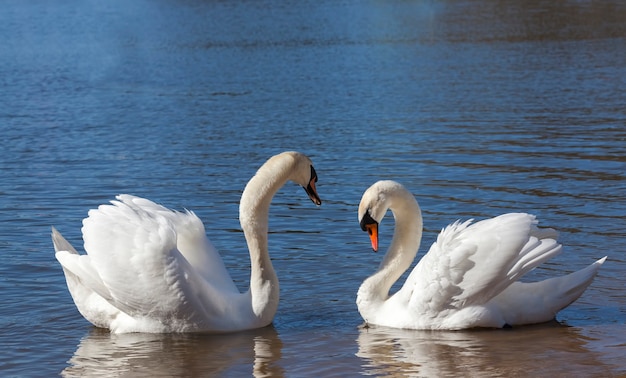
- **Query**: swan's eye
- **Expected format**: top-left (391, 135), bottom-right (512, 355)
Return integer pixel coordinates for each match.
top-left (360, 210), bottom-right (378, 231)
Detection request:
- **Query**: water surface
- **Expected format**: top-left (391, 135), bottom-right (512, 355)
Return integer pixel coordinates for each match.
top-left (1, 0), bottom-right (625, 376)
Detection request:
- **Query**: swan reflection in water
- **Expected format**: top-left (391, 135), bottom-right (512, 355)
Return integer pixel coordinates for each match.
top-left (356, 322), bottom-right (614, 377)
top-left (62, 326), bottom-right (283, 377)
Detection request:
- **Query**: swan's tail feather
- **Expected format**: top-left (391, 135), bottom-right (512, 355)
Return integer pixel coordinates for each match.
top-left (493, 257), bottom-right (606, 326)
top-left (52, 227), bottom-right (118, 329)
top-left (51, 227), bottom-right (79, 255)
top-left (550, 256), bottom-right (607, 310)
top-left (52, 226), bottom-right (102, 298)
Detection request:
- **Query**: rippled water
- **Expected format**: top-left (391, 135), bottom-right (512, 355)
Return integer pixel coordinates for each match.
top-left (1, 0), bottom-right (625, 376)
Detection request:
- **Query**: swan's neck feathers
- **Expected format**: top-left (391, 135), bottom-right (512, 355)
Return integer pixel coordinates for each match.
top-left (238, 154), bottom-right (296, 319)
top-left (358, 189), bottom-right (423, 310)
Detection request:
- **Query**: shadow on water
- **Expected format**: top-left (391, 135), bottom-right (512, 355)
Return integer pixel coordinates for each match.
top-left (356, 322), bottom-right (620, 377)
top-left (62, 320), bottom-right (626, 377)
top-left (62, 326), bottom-right (284, 377)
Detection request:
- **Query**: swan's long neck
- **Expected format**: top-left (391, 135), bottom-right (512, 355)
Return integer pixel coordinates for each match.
top-left (358, 189), bottom-right (423, 308)
top-left (238, 156), bottom-right (294, 321)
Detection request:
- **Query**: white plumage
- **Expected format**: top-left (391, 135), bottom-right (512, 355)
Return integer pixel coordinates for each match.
top-left (357, 180), bottom-right (605, 330)
top-left (53, 151), bottom-right (321, 333)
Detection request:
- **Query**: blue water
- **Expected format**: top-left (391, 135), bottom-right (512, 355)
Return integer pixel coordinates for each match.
top-left (2, 0), bottom-right (626, 376)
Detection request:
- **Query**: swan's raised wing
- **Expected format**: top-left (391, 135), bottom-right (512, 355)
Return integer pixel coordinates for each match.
top-left (78, 195), bottom-right (239, 330)
top-left (402, 213), bottom-right (562, 319)
top-left (114, 195), bottom-right (237, 292)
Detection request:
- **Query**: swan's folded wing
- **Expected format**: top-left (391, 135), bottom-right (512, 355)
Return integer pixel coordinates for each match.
top-left (404, 213), bottom-right (562, 316)
top-left (81, 196), bottom-right (236, 327)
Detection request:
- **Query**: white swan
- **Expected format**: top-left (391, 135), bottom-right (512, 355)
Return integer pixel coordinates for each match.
top-left (356, 180), bottom-right (606, 330)
top-left (52, 151), bottom-right (322, 333)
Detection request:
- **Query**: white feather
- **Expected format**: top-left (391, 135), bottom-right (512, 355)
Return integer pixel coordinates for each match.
top-left (53, 151), bottom-right (320, 333)
top-left (356, 180), bottom-right (605, 330)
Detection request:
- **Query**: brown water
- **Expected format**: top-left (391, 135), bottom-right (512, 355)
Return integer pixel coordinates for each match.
top-left (1, 0), bottom-right (625, 376)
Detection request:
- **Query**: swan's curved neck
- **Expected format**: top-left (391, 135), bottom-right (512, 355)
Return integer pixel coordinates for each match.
top-left (359, 189), bottom-right (423, 305)
top-left (238, 157), bottom-right (294, 319)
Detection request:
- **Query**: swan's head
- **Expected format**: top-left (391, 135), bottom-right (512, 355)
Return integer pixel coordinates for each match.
top-left (358, 180), bottom-right (404, 252)
top-left (281, 151), bottom-right (322, 206)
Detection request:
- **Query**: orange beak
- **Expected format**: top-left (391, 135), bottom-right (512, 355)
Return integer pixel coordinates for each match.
top-left (365, 223), bottom-right (379, 252)
top-left (305, 177), bottom-right (322, 206)
top-left (304, 166), bottom-right (322, 206)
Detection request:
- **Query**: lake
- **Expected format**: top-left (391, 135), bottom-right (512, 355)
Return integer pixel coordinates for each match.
top-left (1, 0), bottom-right (625, 376)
